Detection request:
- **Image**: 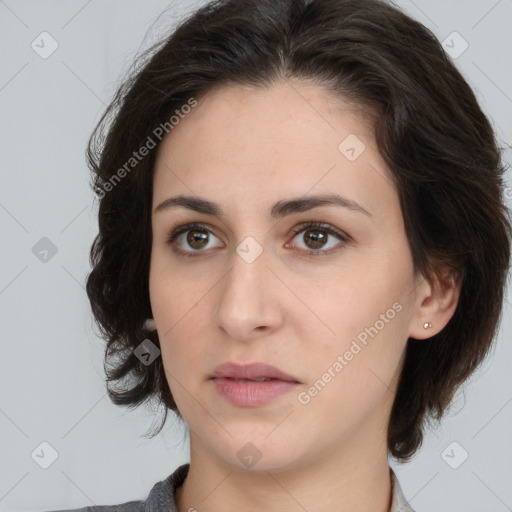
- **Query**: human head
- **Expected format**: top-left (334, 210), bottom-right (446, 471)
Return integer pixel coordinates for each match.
top-left (85, 0), bottom-right (511, 463)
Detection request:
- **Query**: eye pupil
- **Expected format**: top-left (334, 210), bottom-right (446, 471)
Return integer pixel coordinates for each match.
top-left (187, 229), bottom-right (209, 249)
top-left (305, 229), bottom-right (327, 249)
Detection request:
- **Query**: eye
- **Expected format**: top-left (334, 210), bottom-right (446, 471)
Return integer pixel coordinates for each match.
top-left (166, 221), bottom-right (351, 258)
top-left (287, 221), bottom-right (350, 256)
top-left (167, 222), bottom-right (223, 257)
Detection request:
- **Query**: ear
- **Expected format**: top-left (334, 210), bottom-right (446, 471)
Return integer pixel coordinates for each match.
top-left (408, 266), bottom-right (462, 340)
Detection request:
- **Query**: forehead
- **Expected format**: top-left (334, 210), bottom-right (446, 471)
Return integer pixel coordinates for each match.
top-left (178, 80), bottom-right (375, 147)
top-left (152, 80), bottom-right (398, 223)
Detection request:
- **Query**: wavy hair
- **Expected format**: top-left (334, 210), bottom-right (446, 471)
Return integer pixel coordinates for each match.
top-left (85, 0), bottom-right (511, 461)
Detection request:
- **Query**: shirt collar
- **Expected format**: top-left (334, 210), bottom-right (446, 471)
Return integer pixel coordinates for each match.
top-left (389, 467), bottom-right (415, 512)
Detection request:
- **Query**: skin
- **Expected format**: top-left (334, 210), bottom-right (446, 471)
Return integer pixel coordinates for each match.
top-left (149, 79), bottom-right (460, 512)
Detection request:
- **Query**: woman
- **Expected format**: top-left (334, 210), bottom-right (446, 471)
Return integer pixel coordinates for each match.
top-left (53, 0), bottom-right (511, 510)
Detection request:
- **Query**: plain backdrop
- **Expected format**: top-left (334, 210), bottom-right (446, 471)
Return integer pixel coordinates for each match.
top-left (0, 1), bottom-right (511, 511)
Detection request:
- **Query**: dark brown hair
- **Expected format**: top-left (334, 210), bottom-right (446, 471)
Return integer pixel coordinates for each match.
top-left (85, 0), bottom-right (512, 462)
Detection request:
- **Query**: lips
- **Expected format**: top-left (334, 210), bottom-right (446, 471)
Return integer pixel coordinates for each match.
top-left (209, 362), bottom-right (301, 383)
top-left (209, 362), bottom-right (301, 407)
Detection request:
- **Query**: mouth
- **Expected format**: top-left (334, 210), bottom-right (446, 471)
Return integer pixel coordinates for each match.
top-left (209, 362), bottom-right (301, 383)
top-left (209, 363), bottom-right (301, 407)
top-left (221, 377), bottom-right (283, 382)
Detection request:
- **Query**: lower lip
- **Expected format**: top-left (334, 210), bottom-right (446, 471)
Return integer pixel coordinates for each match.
top-left (210, 377), bottom-right (299, 407)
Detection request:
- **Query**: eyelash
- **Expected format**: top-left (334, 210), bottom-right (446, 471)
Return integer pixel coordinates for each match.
top-left (165, 221), bottom-right (351, 258)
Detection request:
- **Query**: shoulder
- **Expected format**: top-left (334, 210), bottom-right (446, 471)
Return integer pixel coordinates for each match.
top-left (44, 500), bottom-right (143, 511)
top-left (44, 463), bottom-right (190, 512)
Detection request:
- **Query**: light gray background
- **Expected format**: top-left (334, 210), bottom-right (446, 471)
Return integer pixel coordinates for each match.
top-left (0, 1), bottom-right (511, 511)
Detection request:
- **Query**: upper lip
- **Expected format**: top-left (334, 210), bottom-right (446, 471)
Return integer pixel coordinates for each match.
top-left (210, 362), bottom-right (301, 383)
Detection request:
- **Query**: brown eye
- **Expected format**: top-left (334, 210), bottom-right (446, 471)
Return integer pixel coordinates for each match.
top-left (301, 229), bottom-right (328, 250)
top-left (288, 221), bottom-right (350, 256)
top-left (166, 222), bottom-right (223, 257)
top-left (185, 228), bottom-right (210, 250)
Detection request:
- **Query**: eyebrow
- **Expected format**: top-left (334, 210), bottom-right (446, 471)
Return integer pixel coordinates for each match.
top-left (153, 193), bottom-right (371, 220)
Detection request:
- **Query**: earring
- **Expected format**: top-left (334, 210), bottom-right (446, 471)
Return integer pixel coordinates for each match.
top-left (423, 322), bottom-right (432, 329)
top-left (143, 318), bottom-right (156, 331)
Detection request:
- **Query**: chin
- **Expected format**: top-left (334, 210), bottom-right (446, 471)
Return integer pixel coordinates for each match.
top-left (207, 426), bottom-right (308, 474)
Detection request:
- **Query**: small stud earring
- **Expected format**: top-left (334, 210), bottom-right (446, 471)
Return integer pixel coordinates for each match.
top-left (423, 322), bottom-right (432, 329)
top-left (143, 318), bottom-right (156, 331)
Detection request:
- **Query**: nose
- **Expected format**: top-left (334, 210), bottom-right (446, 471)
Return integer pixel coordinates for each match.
top-left (213, 247), bottom-right (285, 342)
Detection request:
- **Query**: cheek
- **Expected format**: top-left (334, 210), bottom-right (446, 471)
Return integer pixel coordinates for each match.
top-left (298, 248), bottom-right (411, 395)
top-left (149, 255), bottom-right (203, 374)
top-left (332, 238), bottom-right (412, 333)
top-left (310, 264), bottom-right (404, 344)
top-left (296, 304), bottom-right (406, 435)
top-left (155, 310), bottom-right (210, 419)
top-left (149, 248), bottom-right (199, 333)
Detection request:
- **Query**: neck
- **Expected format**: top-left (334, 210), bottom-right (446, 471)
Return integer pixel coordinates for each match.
top-left (175, 431), bottom-right (393, 512)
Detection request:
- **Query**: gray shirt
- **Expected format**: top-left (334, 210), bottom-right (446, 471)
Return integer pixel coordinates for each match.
top-left (48, 463), bottom-right (415, 512)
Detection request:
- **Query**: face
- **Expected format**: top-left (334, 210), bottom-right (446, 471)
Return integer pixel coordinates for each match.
top-left (149, 80), bottom-right (423, 473)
